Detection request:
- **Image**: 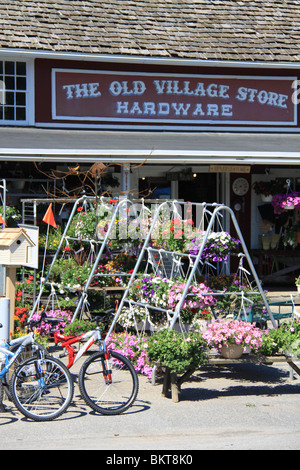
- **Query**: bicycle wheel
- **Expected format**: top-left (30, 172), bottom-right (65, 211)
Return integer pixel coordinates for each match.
top-left (9, 355), bottom-right (74, 421)
top-left (78, 350), bottom-right (139, 415)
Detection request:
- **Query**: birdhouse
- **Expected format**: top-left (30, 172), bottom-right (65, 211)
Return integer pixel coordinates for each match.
top-left (0, 228), bottom-right (36, 267)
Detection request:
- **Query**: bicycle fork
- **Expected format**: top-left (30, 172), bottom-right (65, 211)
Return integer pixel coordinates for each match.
top-left (34, 359), bottom-right (46, 389)
top-left (101, 345), bottom-right (112, 385)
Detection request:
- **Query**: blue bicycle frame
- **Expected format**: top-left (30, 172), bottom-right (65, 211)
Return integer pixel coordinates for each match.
top-left (0, 335), bottom-right (45, 388)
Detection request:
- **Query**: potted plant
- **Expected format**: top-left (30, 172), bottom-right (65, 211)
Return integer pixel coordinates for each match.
top-left (272, 192), bottom-right (300, 214)
top-left (147, 328), bottom-right (208, 374)
top-left (202, 319), bottom-right (263, 358)
top-left (167, 281), bottom-right (216, 324)
top-left (282, 227), bottom-right (298, 249)
top-left (252, 179), bottom-right (285, 202)
top-left (258, 320), bottom-right (300, 357)
top-left (186, 231), bottom-right (240, 262)
top-left (63, 318), bottom-right (97, 335)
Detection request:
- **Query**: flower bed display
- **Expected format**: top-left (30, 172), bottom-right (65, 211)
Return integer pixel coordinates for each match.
top-left (107, 332), bottom-right (153, 378)
top-left (129, 274), bottom-right (216, 324)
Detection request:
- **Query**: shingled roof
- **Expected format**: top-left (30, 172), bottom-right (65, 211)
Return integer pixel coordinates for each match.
top-left (0, 0), bottom-right (300, 62)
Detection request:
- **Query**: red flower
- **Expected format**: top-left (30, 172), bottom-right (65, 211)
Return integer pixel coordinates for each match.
top-left (185, 218), bottom-right (194, 225)
top-left (64, 246), bottom-right (71, 252)
top-left (172, 218), bottom-right (181, 226)
top-left (77, 206), bottom-right (83, 212)
top-left (174, 230), bottom-right (183, 239)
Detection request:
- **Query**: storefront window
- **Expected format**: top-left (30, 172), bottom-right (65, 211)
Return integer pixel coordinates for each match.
top-left (0, 61), bottom-right (27, 122)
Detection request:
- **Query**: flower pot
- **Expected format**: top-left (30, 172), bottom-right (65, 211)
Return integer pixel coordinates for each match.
top-left (220, 343), bottom-right (244, 359)
top-left (261, 195), bottom-right (273, 203)
top-left (297, 285), bottom-right (300, 294)
top-left (296, 232), bottom-right (300, 244)
top-left (270, 233), bottom-right (281, 250)
top-left (283, 204), bottom-right (294, 210)
top-left (262, 234), bottom-right (271, 250)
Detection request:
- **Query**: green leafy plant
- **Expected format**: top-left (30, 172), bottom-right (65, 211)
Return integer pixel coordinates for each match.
top-left (147, 329), bottom-right (208, 373)
top-left (0, 204), bottom-right (22, 227)
top-left (63, 319), bottom-right (97, 335)
top-left (252, 180), bottom-right (284, 196)
top-left (258, 320), bottom-right (300, 357)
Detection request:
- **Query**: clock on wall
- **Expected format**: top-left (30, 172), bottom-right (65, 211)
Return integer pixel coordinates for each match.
top-left (232, 177), bottom-right (249, 196)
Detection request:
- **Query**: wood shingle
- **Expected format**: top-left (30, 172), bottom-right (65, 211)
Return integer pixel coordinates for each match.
top-left (0, 0), bottom-right (300, 61)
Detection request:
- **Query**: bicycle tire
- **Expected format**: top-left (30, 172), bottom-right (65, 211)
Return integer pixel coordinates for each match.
top-left (78, 350), bottom-right (139, 415)
top-left (9, 355), bottom-right (74, 421)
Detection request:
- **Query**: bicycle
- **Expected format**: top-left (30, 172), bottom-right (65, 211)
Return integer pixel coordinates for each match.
top-left (0, 318), bottom-right (74, 422)
top-left (41, 312), bottom-right (139, 415)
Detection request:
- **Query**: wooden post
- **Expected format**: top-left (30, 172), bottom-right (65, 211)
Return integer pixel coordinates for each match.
top-left (161, 367), bottom-right (170, 397)
top-left (5, 266), bottom-right (16, 339)
top-left (170, 372), bottom-right (179, 403)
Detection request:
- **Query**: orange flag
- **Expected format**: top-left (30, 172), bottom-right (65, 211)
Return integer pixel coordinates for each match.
top-left (42, 203), bottom-right (57, 228)
top-left (0, 214), bottom-right (6, 226)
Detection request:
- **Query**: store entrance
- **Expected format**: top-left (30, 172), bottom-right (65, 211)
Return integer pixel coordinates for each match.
top-left (178, 173), bottom-right (218, 203)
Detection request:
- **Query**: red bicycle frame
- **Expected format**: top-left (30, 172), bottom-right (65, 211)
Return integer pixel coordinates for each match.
top-left (53, 330), bottom-right (99, 369)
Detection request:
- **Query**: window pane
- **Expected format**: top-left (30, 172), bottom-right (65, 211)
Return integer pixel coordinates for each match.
top-left (16, 76), bottom-right (26, 90)
top-left (16, 92), bottom-right (25, 105)
top-left (16, 62), bottom-right (26, 75)
top-left (5, 76), bottom-right (15, 89)
top-left (16, 107), bottom-right (26, 120)
top-left (5, 62), bottom-right (14, 75)
top-left (4, 106), bottom-right (15, 120)
top-left (6, 92), bottom-right (14, 105)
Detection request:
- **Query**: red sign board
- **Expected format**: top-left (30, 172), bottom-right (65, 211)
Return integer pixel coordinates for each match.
top-left (52, 69), bottom-right (297, 127)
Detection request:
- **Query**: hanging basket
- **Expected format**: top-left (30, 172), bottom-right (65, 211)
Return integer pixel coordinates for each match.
top-left (220, 343), bottom-right (244, 359)
top-left (283, 204), bottom-right (294, 210)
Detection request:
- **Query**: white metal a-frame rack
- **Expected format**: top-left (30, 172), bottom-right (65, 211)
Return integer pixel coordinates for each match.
top-left (105, 201), bottom-right (277, 340)
top-left (28, 195), bottom-right (149, 321)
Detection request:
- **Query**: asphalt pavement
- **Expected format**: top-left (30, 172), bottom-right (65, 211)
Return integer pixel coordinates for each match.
top-left (0, 352), bottom-right (300, 451)
top-left (1, 288), bottom-right (299, 452)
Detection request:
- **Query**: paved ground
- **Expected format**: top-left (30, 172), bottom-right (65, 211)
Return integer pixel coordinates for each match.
top-left (0, 354), bottom-right (299, 451)
top-left (1, 287), bottom-right (299, 452)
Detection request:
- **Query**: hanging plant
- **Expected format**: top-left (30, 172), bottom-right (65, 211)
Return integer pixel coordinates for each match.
top-left (252, 180), bottom-right (284, 196)
top-left (186, 231), bottom-right (240, 262)
top-left (272, 192), bottom-right (300, 214)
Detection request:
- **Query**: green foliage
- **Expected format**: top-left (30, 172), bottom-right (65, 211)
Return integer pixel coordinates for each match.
top-left (258, 320), bottom-right (300, 357)
top-left (63, 319), bottom-right (97, 335)
top-left (147, 329), bottom-right (208, 374)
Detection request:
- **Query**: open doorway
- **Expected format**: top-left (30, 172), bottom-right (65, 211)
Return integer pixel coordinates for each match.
top-left (179, 173), bottom-right (217, 203)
